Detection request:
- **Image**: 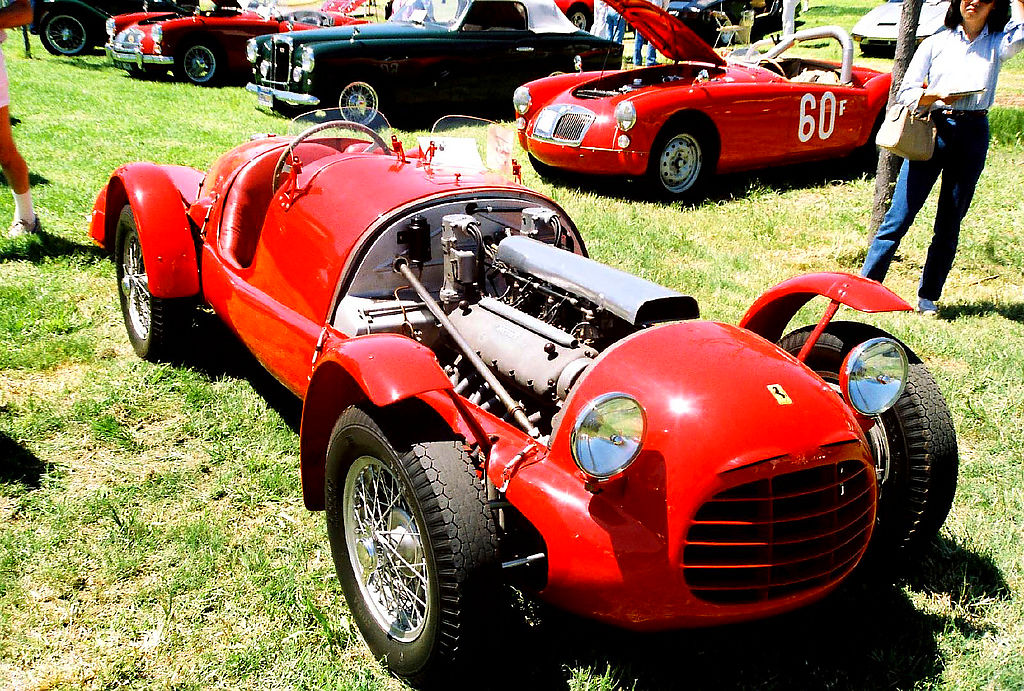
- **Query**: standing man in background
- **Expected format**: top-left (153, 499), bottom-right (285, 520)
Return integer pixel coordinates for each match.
top-left (0, 0), bottom-right (40, 238)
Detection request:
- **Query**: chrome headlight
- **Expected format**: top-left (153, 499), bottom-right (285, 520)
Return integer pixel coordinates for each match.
top-left (300, 45), bottom-right (315, 72)
top-left (614, 101), bottom-right (636, 131)
top-left (513, 85), bottom-right (531, 115)
top-left (106, 18), bottom-right (116, 40)
top-left (246, 38), bottom-right (258, 63)
top-left (840, 338), bottom-right (908, 416)
top-left (151, 25), bottom-right (162, 44)
top-left (571, 393), bottom-right (646, 479)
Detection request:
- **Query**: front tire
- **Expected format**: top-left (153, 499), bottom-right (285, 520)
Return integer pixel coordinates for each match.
top-left (175, 41), bottom-right (221, 85)
top-left (115, 205), bottom-right (192, 361)
top-left (40, 13), bottom-right (90, 56)
top-left (338, 81), bottom-right (380, 125)
top-left (648, 123), bottom-right (715, 199)
top-left (325, 406), bottom-right (498, 685)
top-left (778, 322), bottom-right (958, 557)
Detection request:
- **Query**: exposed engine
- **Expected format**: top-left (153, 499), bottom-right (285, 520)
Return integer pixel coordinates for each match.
top-left (335, 202), bottom-right (699, 441)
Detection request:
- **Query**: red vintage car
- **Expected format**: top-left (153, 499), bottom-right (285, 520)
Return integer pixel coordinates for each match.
top-left (105, 0), bottom-right (365, 85)
top-left (89, 112), bottom-right (957, 685)
top-left (515, 0), bottom-right (892, 198)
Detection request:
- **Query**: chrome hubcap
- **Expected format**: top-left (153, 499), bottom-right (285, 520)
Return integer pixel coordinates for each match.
top-left (659, 133), bottom-right (702, 193)
top-left (344, 455), bottom-right (428, 641)
top-left (185, 46), bottom-right (215, 82)
top-left (47, 17), bottom-right (85, 53)
top-left (339, 83), bottom-right (378, 125)
top-left (120, 233), bottom-right (151, 339)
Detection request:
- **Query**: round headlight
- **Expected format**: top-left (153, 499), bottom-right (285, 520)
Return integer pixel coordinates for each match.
top-left (106, 18), bottom-right (116, 40)
top-left (246, 38), bottom-right (258, 63)
top-left (571, 393), bottom-right (646, 479)
top-left (513, 86), bottom-right (532, 115)
top-left (300, 45), bottom-right (315, 72)
top-left (840, 338), bottom-right (908, 416)
top-left (151, 25), bottom-right (162, 44)
top-left (614, 101), bottom-right (637, 131)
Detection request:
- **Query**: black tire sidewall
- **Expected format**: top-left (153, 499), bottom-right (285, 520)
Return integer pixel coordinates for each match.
top-left (324, 412), bottom-right (443, 679)
top-left (40, 13), bottom-right (90, 56)
top-left (176, 41), bottom-right (221, 85)
top-left (648, 123), bottom-right (714, 199)
top-left (115, 205), bottom-right (153, 358)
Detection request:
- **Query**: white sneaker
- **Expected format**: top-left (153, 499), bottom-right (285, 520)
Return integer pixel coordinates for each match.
top-left (8, 216), bottom-right (41, 238)
top-left (917, 298), bottom-right (938, 316)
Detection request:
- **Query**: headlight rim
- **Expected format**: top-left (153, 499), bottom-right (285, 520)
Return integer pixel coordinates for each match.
top-left (570, 392), bottom-right (647, 481)
top-left (614, 100), bottom-right (637, 132)
top-left (513, 85), bottom-right (532, 115)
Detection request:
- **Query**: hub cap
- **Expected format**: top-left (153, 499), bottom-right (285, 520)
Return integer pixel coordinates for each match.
top-left (344, 455), bottom-right (428, 641)
top-left (659, 133), bottom-right (702, 193)
top-left (183, 45), bottom-right (216, 83)
top-left (338, 82), bottom-right (378, 125)
top-left (120, 233), bottom-right (151, 339)
top-left (46, 16), bottom-right (87, 55)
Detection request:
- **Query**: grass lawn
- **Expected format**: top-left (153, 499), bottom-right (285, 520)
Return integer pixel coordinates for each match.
top-left (1, 3), bottom-right (1023, 688)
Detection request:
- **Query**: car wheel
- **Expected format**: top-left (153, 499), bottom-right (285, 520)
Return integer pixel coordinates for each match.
top-left (565, 3), bottom-right (592, 31)
top-left (338, 81), bottom-right (380, 125)
top-left (778, 321), bottom-right (958, 557)
top-left (40, 13), bottom-right (90, 56)
top-left (648, 124), bottom-right (714, 199)
top-left (325, 406), bottom-right (498, 685)
top-left (175, 41), bottom-right (221, 85)
top-left (115, 205), bottom-right (192, 361)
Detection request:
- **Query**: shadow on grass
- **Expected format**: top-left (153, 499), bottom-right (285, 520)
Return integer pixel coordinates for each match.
top-left (0, 229), bottom-right (106, 263)
top-left (0, 430), bottom-right (47, 489)
top-left (940, 300), bottom-right (1024, 324)
top-left (489, 535), bottom-right (1003, 690)
top-left (166, 311), bottom-right (302, 433)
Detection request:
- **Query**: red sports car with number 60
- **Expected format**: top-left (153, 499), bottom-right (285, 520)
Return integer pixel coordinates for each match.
top-left (516, 0), bottom-right (891, 198)
top-left (90, 112), bottom-right (956, 687)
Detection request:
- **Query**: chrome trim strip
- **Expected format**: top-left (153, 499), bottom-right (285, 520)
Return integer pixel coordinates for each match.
top-left (106, 44), bottom-right (173, 66)
top-left (246, 83), bottom-right (321, 107)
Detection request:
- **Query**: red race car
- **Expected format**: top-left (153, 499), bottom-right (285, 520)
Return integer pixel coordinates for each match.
top-left (515, 0), bottom-right (892, 198)
top-left (105, 0), bottom-right (366, 85)
top-left (89, 112), bottom-right (956, 686)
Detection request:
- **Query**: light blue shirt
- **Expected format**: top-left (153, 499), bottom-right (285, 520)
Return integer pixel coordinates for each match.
top-left (898, 14), bottom-right (1024, 111)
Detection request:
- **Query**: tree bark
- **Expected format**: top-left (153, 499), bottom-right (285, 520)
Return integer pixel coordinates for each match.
top-left (869, 0), bottom-right (925, 237)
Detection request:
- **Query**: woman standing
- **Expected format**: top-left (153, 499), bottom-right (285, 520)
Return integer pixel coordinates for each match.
top-left (861, 0), bottom-right (1024, 315)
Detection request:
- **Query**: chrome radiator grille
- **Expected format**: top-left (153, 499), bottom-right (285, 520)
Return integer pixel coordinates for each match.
top-left (552, 111), bottom-right (595, 144)
top-left (683, 455), bottom-right (875, 604)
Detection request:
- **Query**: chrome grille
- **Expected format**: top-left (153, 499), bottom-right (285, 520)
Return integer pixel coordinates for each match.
top-left (683, 455), bottom-right (875, 604)
top-left (552, 111), bottom-right (595, 145)
top-left (266, 38), bottom-right (292, 87)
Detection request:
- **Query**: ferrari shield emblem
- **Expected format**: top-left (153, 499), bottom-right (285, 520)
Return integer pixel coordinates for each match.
top-left (767, 384), bottom-right (793, 405)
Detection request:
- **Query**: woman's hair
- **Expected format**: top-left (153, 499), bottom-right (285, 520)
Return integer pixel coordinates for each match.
top-left (944, 0), bottom-right (1011, 32)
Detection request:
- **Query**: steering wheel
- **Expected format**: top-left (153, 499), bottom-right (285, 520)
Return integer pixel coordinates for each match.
top-left (759, 57), bottom-right (787, 78)
top-left (272, 120), bottom-right (390, 192)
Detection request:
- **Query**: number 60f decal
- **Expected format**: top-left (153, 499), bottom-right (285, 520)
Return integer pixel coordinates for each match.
top-left (798, 92), bottom-right (847, 142)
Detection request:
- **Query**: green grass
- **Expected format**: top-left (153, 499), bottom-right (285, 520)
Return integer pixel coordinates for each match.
top-left (2, 4), bottom-right (1024, 688)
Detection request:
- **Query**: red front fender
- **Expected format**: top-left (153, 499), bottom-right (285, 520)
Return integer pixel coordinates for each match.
top-left (739, 272), bottom-right (912, 343)
top-left (89, 162), bottom-right (204, 299)
top-left (298, 334), bottom-right (456, 510)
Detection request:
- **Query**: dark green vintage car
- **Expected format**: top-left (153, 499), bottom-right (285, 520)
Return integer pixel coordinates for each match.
top-left (245, 0), bottom-right (622, 123)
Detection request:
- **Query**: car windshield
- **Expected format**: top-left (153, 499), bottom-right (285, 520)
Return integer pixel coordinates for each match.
top-left (287, 108), bottom-right (393, 139)
top-left (390, 0), bottom-right (467, 27)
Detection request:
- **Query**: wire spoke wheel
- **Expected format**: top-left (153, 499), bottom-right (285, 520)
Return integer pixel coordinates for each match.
top-left (182, 44), bottom-right (217, 84)
top-left (120, 230), bottom-right (151, 341)
top-left (344, 455), bottom-right (429, 641)
top-left (42, 14), bottom-right (88, 55)
top-left (658, 132), bottom-right (703, 194)
top-left (338, 82), bottom-right (379, 125)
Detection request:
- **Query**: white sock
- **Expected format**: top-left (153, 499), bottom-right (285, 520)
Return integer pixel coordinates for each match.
top-left (13, 190), bottom-right (34, 224)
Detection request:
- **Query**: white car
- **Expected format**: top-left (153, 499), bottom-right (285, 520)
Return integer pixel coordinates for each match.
top-left (851, 0), bottom-right (947, 54)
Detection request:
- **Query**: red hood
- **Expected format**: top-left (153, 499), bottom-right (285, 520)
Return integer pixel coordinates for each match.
top-left (603, 0), bottom-right (724, 65)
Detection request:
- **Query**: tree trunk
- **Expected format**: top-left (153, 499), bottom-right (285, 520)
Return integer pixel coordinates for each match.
top-left (869, 0), bottom-right (925, 236)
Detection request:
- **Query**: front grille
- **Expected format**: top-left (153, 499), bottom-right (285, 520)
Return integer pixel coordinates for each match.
top-left (264, 38), bottom-right (292, 87)
top-left (683, 456), bottom-right (874, 604)
top-left (552, 111), bottom-right (595, 144)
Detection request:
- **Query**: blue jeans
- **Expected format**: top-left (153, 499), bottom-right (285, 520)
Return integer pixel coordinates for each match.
top-left (861, 112), bottom-right (989, 301)
top-left (604, 9), bottom-right (625, 43)
top-left (633, 33), bottom-right (656, 66)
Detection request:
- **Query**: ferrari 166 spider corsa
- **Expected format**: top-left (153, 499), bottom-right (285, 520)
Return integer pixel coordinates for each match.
top-left (90, 112), bottom-right (957, 685)
top-left (516, 0), bottom-right (892, 198)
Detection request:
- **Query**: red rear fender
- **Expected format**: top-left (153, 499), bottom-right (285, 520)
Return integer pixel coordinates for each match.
top-left (739, 272), bottom-right (912, 343)
top-left (90, 163), bottom-right (205, 299)
top-left (299, 334), bottom-right (456, 510)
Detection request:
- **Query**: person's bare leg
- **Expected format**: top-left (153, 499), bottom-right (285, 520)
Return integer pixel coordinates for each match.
top-left (0, 104), bottom-right (38, 236)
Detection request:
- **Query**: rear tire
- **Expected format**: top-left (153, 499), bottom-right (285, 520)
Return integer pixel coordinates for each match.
top-left (325, 406), bottom-right (498, 685)
top-left (40, 12), bottom-right (90, 56)
top-left (778, 322), bottom-right (958, 557)
top-left (115, 205), bottom-right (193, 361)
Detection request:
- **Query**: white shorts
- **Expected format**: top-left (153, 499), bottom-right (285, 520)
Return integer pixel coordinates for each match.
top-left (0, 48), bottom-right (8, 110)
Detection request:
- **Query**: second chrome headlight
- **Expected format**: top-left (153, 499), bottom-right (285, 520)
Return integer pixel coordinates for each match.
top-left (571, 393), bottom-right (646, 479)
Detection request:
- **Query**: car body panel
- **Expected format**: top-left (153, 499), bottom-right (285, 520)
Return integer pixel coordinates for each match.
top-left (852, 0), bottom-right (947, 50)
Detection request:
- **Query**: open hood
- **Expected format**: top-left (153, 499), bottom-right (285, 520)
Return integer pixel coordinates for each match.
top-left (603, 0), bottom-right (724, 65)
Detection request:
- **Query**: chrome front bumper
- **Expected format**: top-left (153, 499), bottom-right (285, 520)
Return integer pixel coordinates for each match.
top-left (106, 43), bottom-right (174, 69)
top-left (246, 83), bottom-right (321, 108)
